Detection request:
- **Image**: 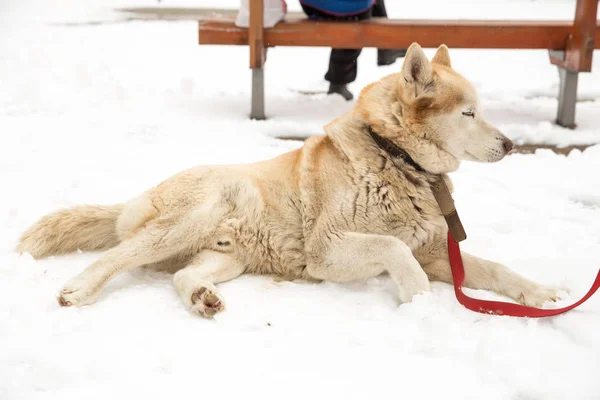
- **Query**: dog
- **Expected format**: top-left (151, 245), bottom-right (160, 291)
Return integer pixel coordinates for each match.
top-left (17, 43), bottom-right (560, 317)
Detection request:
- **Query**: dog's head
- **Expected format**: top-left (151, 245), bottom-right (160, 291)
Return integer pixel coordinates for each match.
top-left (399, 43), bottom-right (513, 162)
top-left (360, 43), bottom-right (513, 166)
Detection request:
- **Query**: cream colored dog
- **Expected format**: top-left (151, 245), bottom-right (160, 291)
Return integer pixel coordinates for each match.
top-left (17, 43), bottom-right (560, 317)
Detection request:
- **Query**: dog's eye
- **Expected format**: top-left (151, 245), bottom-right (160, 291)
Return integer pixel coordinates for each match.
top-left (462, 111), bottom-right (475, 118)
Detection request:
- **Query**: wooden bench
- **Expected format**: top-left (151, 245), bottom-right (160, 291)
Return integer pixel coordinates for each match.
top-left (199, 0), bottom-right (599, 128)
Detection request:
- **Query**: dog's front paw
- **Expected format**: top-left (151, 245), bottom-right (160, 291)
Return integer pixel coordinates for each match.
top-left (190, 285), bottom-right (225, 318)
top-left (57, 277), bottom-right (101, 307)
top-left (519, 285), bottom-right (564, 308)
top-left (397, 269), bottom-right (431, 304)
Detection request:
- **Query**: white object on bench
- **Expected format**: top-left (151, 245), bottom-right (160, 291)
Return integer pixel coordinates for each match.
top-left (235, 0), bottom-right (287, 28)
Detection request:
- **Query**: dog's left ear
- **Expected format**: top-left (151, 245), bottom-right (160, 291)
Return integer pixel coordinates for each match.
top-left (401, 43), bottom-right (432, 87)
top-left (431, 44), bottom-right (452, 67)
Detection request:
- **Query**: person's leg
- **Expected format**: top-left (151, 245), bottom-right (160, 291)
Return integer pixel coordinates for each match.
top-left (373, 0), bottom-right (407, 66)
top-left (325, 49), bottom-right (362, 100)
top-left (300, 4), bottom-right (370, 100)
top-left (372, 0), bottom-right (388, 16)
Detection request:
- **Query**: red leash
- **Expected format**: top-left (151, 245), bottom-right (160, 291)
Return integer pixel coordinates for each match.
top-left (447, 230), bottom-right (600, 317)
top-left (367, 124), bottom-right (599, 317)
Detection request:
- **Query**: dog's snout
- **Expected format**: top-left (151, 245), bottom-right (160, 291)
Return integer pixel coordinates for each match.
top-left (502, 138), bottom-right (514, 154)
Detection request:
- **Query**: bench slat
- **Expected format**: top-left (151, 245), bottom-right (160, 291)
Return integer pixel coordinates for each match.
top-left (199, 17), bottom-right (600, 50)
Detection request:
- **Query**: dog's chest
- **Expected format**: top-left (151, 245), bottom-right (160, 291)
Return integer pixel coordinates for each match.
top-left (342, 169), bottom-right (446, 249)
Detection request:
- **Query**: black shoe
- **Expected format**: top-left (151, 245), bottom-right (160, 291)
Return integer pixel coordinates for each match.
top-left (377, 49), bottom-right (407, 66)
top-left (327, 83), bottom-right (353, 101)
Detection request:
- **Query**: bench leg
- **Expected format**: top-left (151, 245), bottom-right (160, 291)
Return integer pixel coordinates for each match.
top-left (251, 67), bottom-right (265, 120)
top-left (555, 66), bottom-right (579, 129)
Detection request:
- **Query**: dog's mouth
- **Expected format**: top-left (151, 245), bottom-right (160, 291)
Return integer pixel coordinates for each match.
top-left (464, 150), bottom-right (483, 162)
top-left (465, 149), bottom-right (507, 163)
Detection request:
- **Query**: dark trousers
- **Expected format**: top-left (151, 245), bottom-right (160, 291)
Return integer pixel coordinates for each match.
top-left (301, 0), bottom-right (389, 84)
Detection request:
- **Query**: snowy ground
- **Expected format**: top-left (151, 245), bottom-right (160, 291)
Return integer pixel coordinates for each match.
top-left (1, 1), bottom-right (600, 399)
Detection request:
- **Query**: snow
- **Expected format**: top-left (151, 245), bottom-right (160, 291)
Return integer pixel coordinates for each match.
top-left (1, 0), bottom-right (600, 399)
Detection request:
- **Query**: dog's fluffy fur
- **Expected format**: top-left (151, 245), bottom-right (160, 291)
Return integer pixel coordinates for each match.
top-left (17, 44), bottom-right (560, 317)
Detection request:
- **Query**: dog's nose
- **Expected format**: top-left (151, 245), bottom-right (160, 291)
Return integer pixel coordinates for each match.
top-left (503, 138), bottom-right (514, 154)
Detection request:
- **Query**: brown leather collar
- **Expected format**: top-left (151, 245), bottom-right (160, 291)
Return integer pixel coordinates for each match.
top-left (367, 126), bottom-right (467, 242)
top-left (368, 127), bottom-right (425, 173)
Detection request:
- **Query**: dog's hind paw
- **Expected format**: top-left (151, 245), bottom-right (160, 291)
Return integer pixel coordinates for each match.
top-left (57, 277), bottom-right (100, 307)
top-left (190, 286), bottom-right (225, 318)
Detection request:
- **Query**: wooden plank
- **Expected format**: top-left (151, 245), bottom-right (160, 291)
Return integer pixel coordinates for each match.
top-left (550, 0), bottom-right (598, 72)
top-left (199, 17), bottom-right (600, 50)
top-left (248, 0), bottom-right (264, 69)
top-left (569, 0), bottom-right (598, 71)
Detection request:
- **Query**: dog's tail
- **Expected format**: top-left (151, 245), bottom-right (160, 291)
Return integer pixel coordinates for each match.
top-left (17, 204), bottom-right (123, 259)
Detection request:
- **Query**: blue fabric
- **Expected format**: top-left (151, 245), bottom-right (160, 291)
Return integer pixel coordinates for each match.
top-left (299, 0), bottom-right (374, 16)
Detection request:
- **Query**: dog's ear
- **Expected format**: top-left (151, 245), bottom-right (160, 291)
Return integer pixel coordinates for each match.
top-left (400, 43), bottom-right (433, 100)
top-left (401, 43), bottom-right (432, 86)
top-left (431, 44), bottom-right (451, 67)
